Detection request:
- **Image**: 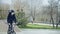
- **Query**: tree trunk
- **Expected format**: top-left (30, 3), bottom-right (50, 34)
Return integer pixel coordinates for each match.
top-left (50, 14), bottom-right (54, 28)
top-left (50, 6), bottom-right (54, 28)
top-left (51, 16), bottom-right (54, 28)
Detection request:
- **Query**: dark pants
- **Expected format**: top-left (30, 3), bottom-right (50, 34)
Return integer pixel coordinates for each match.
top-left (9, 23), bottom-right (13, 31)
top-left (7, 23), bottom-right (16, 34)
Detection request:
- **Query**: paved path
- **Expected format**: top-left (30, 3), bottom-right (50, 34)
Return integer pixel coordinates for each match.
top-left (0, 20), bottom-right (60, 34)
top-left (0, 20), bottom-right (20, 34)
top-left (20, 29), bottom-right (60, 34)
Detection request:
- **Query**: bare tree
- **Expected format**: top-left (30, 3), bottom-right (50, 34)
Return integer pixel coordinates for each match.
top-left (48, 0), bottom-right (54, 28)
top-left (31, 6), bottom-right (36, 23)
top-left (56, 0), bottom-right (60, 28)
top-left (12, 0), bottom-right (21, 11)
top-left (48, 0), bottom-right (58, 28)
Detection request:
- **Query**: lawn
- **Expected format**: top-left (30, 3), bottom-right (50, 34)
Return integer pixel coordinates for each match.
top-left (18, 23), bottom-right (60, 29)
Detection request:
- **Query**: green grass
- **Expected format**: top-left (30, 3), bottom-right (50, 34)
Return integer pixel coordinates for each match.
top-left (18, 23), bottom-right (60, 29)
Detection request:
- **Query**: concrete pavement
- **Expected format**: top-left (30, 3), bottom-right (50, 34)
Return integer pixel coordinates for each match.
top-left (0, 20), bottom-right (20, 34)
top-left (0, 20), bottom-right (60, 34)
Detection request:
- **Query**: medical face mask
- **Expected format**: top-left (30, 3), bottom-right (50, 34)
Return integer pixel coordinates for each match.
top-left (11, 12), bottom-right (14, 15)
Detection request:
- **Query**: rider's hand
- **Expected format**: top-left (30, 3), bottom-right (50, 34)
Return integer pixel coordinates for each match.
top-left (8, 23), bottom-right (10, 25)
top-left (15, 20), bottom-right (18, 24)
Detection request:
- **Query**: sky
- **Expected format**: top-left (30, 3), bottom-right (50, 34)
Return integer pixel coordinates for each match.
top-left (1, 0), bottom-right (49, 6)
top-left (1, 0), bottom-right (12, 4)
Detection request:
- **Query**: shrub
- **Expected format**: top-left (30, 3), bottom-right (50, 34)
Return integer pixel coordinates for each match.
top-left (16, 11), bottom-right (28, 27)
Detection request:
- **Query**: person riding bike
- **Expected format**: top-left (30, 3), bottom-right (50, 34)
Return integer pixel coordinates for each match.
top-left (7, 10), bottom-right (17, 34)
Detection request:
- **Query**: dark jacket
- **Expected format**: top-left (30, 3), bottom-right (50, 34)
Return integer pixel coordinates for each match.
top-left (7, 10), bottom-right (16, 24)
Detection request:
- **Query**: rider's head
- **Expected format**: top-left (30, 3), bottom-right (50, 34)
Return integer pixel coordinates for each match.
top-left (9, 10), bottom-right (15, 15)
